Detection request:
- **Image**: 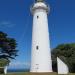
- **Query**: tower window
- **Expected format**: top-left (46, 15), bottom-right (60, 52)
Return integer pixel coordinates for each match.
top-left (36, 64), bottom-right (39, 65)
top-left (36, 46), bottom-right (39, 50)
top-left (37, 16), bottom-right (39, 19)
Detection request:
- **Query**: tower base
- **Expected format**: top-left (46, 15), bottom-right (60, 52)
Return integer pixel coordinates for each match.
top-left (30, 71), bottom-right (53, 73)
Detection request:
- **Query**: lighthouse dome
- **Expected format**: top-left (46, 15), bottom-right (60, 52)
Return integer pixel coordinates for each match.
top-left (31, 2), bottom-right (50, 14)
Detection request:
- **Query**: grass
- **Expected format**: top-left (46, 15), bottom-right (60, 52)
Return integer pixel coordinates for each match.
top-left (0, 72), bottom-right (75, 75)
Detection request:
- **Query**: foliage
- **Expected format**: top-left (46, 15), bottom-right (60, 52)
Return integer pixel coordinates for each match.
top-left (52, 43), bottom-right (75, 73)
top-left (0, 31), bottom-right (18, 66)
top-left (0, 58), bottom-right (10, 67)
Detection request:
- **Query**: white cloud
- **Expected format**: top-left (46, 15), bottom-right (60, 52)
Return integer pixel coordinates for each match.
top-left (10, 62), bottom-right (30, 66)
top-left (0, 21), bottom-right (16, 28)
top-left (8, 61), bottom-right (30, 69)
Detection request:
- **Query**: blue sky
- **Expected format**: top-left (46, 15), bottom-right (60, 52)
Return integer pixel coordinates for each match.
top-left (0, 0), bottom-right (75, 69)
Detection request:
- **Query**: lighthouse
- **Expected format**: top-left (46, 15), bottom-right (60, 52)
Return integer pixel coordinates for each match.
top-left (30, 0), bottom-right (52, 72)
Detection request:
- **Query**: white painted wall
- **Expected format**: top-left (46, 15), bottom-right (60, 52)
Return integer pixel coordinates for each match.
top-left (57, 57), bottom-right (69, 74)
top-left (30, 2), bottom-right (52, 72)
top-left (4, 66), bottom-right (7, 74)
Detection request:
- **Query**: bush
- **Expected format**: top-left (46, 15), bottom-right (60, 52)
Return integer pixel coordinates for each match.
top-left (52, 43), bottom-right (75, 73)
top-left (0, 67), bottom-right (4, 74)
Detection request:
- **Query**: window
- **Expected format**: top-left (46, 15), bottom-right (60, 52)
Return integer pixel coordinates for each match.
top-left (37, 16), bottom-right (39, 19)
top-left (36, 46), bottom-right (39, 50)
top-left (36, 64), bottom-right (39, 65)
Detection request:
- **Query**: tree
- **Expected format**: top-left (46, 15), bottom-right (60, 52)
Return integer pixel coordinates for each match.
top-left (52, 43), bottom-right (75, 73)
top-left (0, 31), bottom-right (18, 65)
top-left (0, 58), bottom-right (9, 67)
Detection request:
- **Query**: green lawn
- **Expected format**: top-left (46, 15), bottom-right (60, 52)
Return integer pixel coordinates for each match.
top-left (0, 72), bottom-right (75, 75)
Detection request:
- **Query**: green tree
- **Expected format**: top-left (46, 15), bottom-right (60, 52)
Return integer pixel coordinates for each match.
top-left (0, 58), bottom-right (9, 67)
top-left (0, 31), bottom-right (18, 66)
top-left (52, 43), bottom-right (75, 73)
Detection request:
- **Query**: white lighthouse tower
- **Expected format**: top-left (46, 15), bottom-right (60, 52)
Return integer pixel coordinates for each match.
top-left (30, 0), bottom-right (52, 72)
